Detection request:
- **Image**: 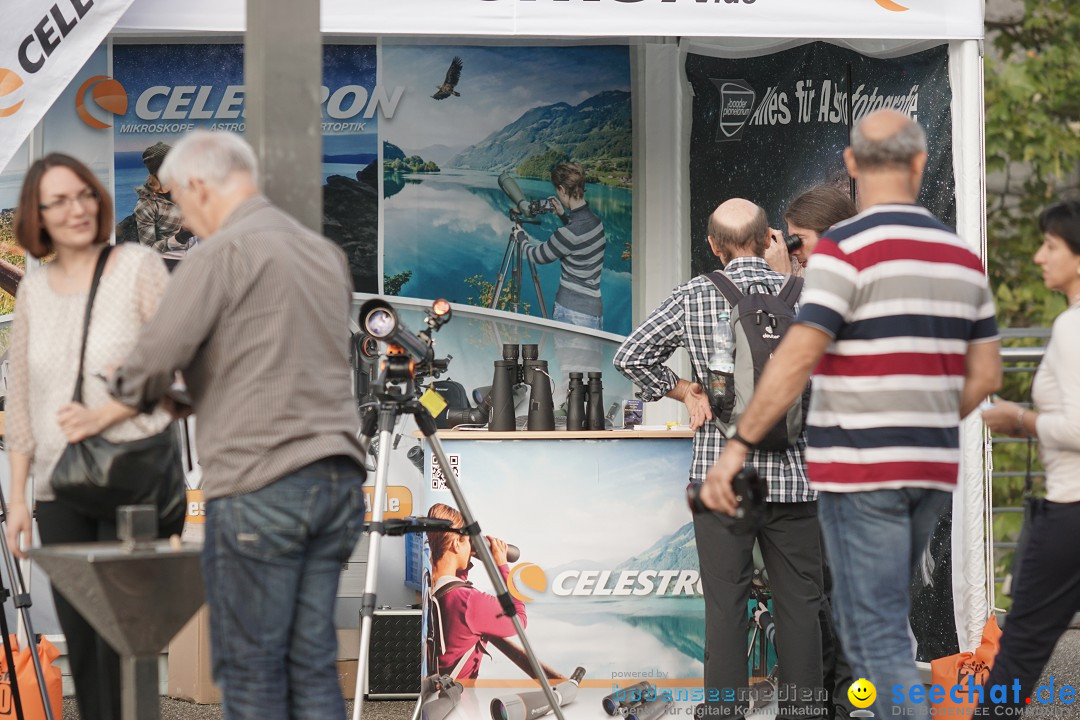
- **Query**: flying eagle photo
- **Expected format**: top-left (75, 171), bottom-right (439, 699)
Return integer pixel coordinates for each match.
top-left (432, 56), bottom-right (464, 100)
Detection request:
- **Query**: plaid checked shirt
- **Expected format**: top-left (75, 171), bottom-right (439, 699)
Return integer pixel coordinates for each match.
top-left (135, 186), bottom-right (185, 252)
top-left (613, 256), bottom-right (814, 502)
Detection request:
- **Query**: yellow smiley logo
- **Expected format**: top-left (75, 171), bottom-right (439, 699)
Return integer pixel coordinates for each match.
top-left (848, 679), bottom-right (876, 709)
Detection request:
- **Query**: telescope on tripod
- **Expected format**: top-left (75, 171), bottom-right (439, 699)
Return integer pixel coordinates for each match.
top-left (489, 172), bottom-right (566, 318)
top-left (350, 297), bottom-right (570, 720)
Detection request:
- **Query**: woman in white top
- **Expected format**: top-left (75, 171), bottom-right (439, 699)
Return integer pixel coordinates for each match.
top-left (4, 154), bottom-right (176, 720)
top-left (981, 200), bottom-right (1080, 713)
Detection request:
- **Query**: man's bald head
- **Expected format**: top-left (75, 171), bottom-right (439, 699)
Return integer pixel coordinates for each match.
top-left (849, 109), bottom-right (927, 171)
top-left (707, 198), bottom-right (768, 263)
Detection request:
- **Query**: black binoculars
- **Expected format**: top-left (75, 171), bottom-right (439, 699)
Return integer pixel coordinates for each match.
top-left (686, 466), bottom-right (766, 535)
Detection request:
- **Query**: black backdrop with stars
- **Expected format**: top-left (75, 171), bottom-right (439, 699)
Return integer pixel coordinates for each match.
top-left (685, 43), bottom-right (954, 277)
top-left (686, 42), bottom-right (961, 663)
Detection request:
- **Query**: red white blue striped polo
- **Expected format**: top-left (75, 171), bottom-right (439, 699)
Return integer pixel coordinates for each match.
top-left (796, 205), bottom-right (999, 492)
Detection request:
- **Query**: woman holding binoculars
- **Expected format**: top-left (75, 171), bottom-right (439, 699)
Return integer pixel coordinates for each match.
top-left (426, 503), bottom-right (526, 679)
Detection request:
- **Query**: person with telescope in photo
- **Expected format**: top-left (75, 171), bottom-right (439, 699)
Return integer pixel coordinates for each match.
top-left (426, 502), bottom-right (526, 680)
top-left (523, 162), bottom-right (607, 330)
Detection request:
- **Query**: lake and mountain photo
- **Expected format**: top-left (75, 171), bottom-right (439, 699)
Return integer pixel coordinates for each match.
top-left (381, 45), bottom-right (633, 335)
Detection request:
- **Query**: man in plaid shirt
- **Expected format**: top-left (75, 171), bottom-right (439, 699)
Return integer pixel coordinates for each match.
top-left (614, 198), bottom-right (825, 720)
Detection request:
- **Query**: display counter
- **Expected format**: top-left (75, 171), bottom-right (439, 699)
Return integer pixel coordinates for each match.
top-left (416, 429), bottom-right (706, 715)
top-left (430, 429), bottom-right (694, 439)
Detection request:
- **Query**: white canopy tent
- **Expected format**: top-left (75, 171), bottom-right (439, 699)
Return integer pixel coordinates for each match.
top-left (2, 0), bottom-right (991, 657)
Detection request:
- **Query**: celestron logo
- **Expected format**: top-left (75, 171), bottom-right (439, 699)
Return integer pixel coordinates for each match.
top-left (0, 69), bottom-right (24, 118)
top-left (873, 0), bottom-right (908, 11)
top-left (508, 563), bottom-right (704, 603)
top-left (109, 83), bottom-right (405, 134)
top-left (76, 75), bottom-right (127, 128)
top-left (16, 0), bottom-right (95, 75)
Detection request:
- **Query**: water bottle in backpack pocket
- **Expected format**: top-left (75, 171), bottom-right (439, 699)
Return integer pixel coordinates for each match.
top-left (706, 313), bottom-right (737, 423)
top-left (704, 271), bottom-right (806, 451)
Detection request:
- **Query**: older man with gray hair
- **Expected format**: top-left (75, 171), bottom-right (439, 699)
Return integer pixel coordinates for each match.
top-left (700, 109), bottom-right (1002, 718)
top-left (108, 130), bottom-right (366, 720)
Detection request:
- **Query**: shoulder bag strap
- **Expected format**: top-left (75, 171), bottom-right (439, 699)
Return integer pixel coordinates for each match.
top-left (776, 275), bottom-right (805, 309)
top-left (71, 245), bottom-right (114, 403)
top-left (703, 270), bottom-right (744, 308)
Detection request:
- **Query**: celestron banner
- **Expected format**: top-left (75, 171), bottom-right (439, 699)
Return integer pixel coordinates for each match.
top-left (419, 436), bottom-right (703, 686)
top-left (110, 0), bottom-right (984, 40)
top-left (110, 44), bottom-right (382, 288)
top-left (380, 44), bottom-right (633, 334)
top-left (685, 42), bottom-right (955, 276)
top-left (0, 0), bottom-right (135, 174)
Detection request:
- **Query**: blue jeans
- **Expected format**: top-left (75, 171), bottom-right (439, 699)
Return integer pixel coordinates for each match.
top-left (203, 456), bottom-right (367, 720)
top-left (818, 489), bottom-right (950, 720)
top-left (553, 302), bottom-right (603, 330)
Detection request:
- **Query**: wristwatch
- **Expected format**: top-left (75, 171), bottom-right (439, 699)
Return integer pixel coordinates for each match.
top-left (724, 424), bottom-right (755, 450)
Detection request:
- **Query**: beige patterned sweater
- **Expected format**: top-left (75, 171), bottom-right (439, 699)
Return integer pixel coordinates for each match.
top-left (6, 244), bottom-right (172, 502)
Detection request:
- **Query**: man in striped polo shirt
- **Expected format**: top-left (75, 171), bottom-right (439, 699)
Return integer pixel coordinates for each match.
top-left (525, 162), bottom-right (606, 329)
top-left (700, 110), bottom-right (1002, 719)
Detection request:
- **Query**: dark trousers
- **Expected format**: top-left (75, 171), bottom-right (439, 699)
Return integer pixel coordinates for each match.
top-left (36, 501), bottom-right (184, 720)
top-left (981, 500), bottom-right (1080, 715)
top-left (694, 501), bottom-right (825, 720)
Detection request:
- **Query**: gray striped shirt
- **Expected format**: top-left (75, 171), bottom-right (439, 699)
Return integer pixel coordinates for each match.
top-left (524, 203), bottom-right (605, 317)
top-left (110, 195), bottom-right (364, 500)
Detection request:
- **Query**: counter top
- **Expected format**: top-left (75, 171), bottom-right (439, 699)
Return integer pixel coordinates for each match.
top-left (424, 429), bottom-right (695, 439)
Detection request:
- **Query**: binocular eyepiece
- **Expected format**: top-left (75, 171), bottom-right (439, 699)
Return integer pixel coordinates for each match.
top-left (784, 234), bottom-right (803, 252)
top-left (471, 539), bottom-right (521, 564)
top-left (491, 667), bottom-right (586, 720)
top-left (601, 681), bottom-right (656, 715)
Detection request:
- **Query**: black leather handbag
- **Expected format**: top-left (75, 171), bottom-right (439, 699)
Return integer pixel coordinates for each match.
top-left (49, 245), bottom-right (186, 529)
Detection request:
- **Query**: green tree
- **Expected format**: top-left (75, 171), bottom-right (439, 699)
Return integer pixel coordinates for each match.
top-left (986, 0), bottom-right (1080, 329)
top-left (517, 149), bottom-right (569, 180)
top-left (984, 0), bottom-right (1080, 608)
top-left (383, 271), bottom-right (412, 296)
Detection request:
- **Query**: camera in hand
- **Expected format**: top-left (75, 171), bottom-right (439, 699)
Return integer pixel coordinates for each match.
top-left (686, 466), bottom-right (766, 535)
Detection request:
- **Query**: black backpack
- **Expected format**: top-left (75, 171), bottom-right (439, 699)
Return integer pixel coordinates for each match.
top-left (705, 271), bottom-right (805, 451)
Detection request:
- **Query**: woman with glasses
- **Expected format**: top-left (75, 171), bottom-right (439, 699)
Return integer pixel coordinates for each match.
top-left (979, 200), bottom-right (1080, 715)
top-left (4, 153), bottom-right (179, 720)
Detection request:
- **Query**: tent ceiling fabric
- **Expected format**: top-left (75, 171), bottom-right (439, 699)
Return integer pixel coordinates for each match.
top-left (113, 0), bottom-right (984, 40)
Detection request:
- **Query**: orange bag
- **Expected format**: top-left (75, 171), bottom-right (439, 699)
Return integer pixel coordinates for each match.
top-left (929, 616), bottom-right (1002, 717)
top-left (0, 635), bottom-right (63, 720)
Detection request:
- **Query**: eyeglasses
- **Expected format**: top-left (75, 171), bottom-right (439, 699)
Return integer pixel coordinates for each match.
top-left (40, 188), bottom-right (99, 215)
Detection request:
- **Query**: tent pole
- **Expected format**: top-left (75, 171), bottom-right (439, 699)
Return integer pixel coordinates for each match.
top-left (245, 0), bottom-right (323, 232)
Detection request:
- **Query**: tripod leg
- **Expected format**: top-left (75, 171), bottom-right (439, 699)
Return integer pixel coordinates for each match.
top-left (490, 233), bottom-right (517, 312)
top-left (526, 258), bottom-right (548, 320)
top-left (511, 235), bottom-right (524, 314)
top-left (351, 408), bottom-right (398, 720)
top-left (0, 596), bottom-right (27, 720)
top-left (416, 420), bottom-right (568, 720)
top-left (0, 494), bottom-right (56, 720)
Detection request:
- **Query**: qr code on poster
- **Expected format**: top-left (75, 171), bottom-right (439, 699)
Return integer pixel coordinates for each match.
top-left (431, 454), bottom-right (460, 490)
